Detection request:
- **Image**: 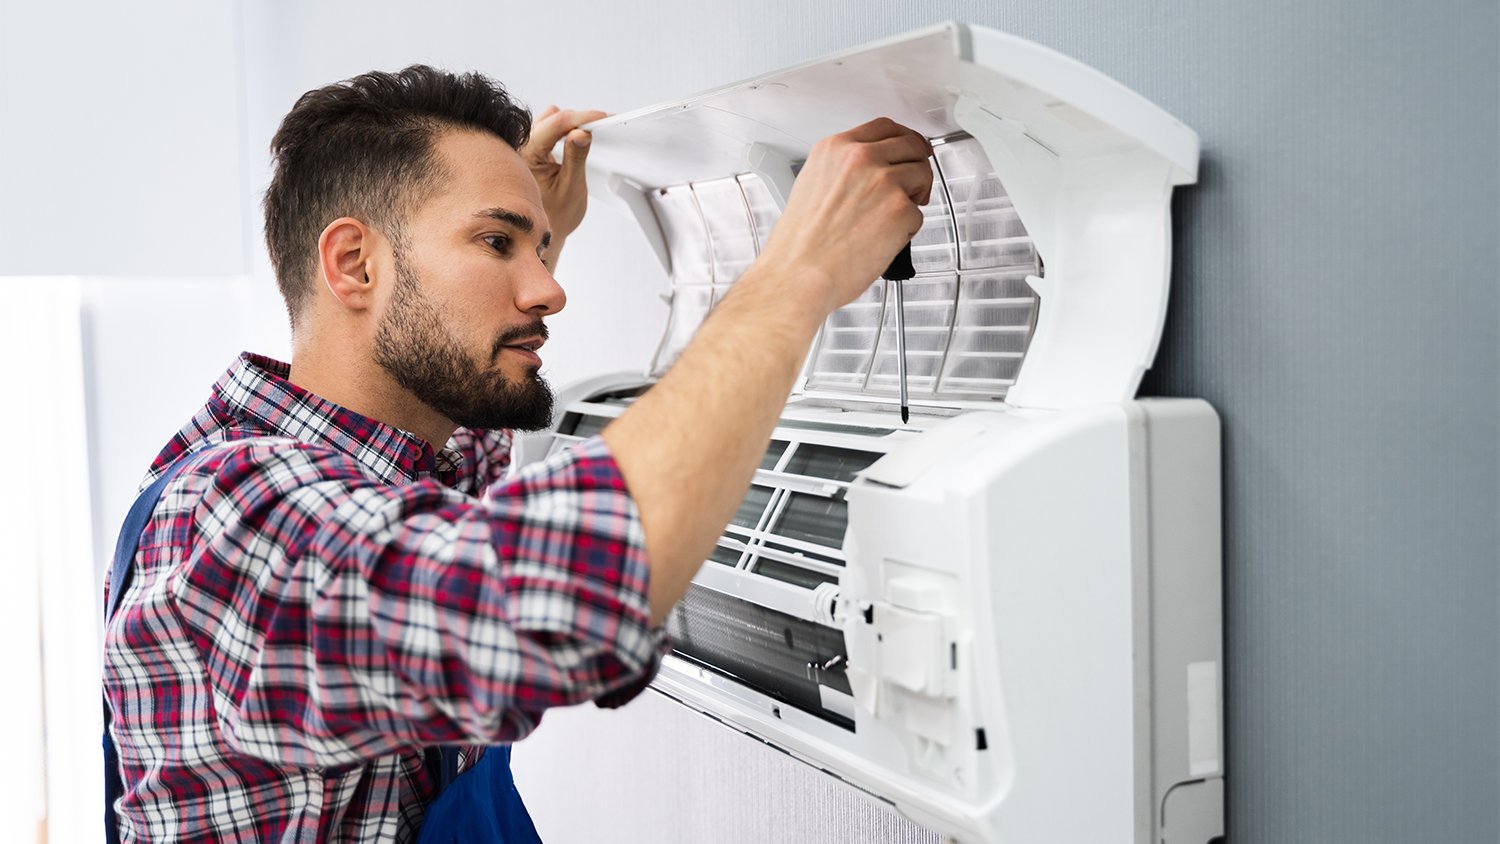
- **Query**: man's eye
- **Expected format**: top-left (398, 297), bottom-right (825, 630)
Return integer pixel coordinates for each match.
top-left (484, 235), bottom-right (512, 254)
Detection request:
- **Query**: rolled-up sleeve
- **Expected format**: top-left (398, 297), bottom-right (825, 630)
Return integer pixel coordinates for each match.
top-left (170, 436), bottom-right (665, 769)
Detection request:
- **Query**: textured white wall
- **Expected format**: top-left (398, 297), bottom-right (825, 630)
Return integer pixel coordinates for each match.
top-left (80, 277), bottom-right (272, 570)
top-left (0, 0), bottom-right (248, 277)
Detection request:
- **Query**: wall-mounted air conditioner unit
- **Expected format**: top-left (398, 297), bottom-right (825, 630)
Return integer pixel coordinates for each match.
top-left (515, 22), bottom-right (1223, 844)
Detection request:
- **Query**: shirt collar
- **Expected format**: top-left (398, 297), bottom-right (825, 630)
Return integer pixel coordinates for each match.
top-left (212, 352), bottom-right (463, 484)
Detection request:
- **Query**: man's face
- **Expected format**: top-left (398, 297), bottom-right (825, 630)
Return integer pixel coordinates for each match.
top-left (372, 129), bottom-right (566, 433)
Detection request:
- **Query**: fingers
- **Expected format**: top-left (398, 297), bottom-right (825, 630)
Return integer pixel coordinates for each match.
top-left (866, 131), bottom-right (935, 168)
top-left (888, 158), bottom-right (935, 207)
top-left (525, 107), bottom-right (604, 242)
top-left (844, 116), bottom-right (933, 156)
top-left (558, 127), bottom-right (592, 188)
top-left (527, 106), bottom-right (609, 154)
top-left (826, 118), bottom-right (933, 203)
top-left (762, 118), bottom-right (937, 308)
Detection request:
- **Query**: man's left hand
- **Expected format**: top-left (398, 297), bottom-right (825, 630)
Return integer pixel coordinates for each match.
top-left (522, 106), bottom-right (606, 261)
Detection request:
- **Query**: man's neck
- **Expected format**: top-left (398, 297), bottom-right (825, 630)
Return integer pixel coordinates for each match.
top-left (288, 351), bottom-right (457, 451)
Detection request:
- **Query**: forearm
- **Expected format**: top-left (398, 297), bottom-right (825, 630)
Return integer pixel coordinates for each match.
top-left (602, 261), bottom-right (827, 624)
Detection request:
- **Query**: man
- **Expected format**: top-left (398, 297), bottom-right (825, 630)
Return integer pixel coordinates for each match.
top-left (103, 65), bottom-right (931, 841)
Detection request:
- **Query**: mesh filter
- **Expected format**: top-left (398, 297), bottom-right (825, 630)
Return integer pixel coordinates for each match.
top-left (940, 268), bottom-right (1035, 393)
top-left (648, 174), bottom-right (781, 377)
top-left (651, 185), bottom-right (712, 285)
top-left (643, 135), bottom-right (1038, 399)
top-left (909, 159), bottom-right (956, 273)
top-left (937, 137), bottom-right (1034, 271)
top-left (697, 177), bottom-right (758, 284)
top-left (805, 133), bottom-right (1041, 402)
top-left (805, 280), bottom-right (885, 390)
top-left (668, 584), bottom-right (853, 730)
top-left (709, 543), bottom-right (745, 566)
top-left (739, 173), bottom-right (782, 254)
top-left (868, 275), bottom-right (957, 395)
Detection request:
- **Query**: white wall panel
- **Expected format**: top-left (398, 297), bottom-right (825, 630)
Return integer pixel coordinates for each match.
top-left (0, 0), bottom-right (246, 276)
top-left (80, 277), bottom-right (268, 577)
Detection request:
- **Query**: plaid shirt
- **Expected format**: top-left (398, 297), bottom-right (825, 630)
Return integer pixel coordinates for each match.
top-left (103, 353), bottom-right (663, 842)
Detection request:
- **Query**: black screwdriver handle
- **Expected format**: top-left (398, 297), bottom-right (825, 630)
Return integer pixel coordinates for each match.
top-left (883, 242), bottom-right (915, 281)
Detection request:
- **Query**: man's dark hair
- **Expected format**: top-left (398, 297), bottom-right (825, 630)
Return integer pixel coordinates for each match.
top-left (263, 65), bottom-right (532, 327)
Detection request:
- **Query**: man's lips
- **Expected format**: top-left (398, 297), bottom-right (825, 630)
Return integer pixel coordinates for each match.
top-left (493, 325), bottom-right (548, 364)
top-left (501, 336), bottom-right (545, 353)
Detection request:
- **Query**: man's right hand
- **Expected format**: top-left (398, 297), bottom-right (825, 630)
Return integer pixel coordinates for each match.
top-left (755, 117), bottom-right (935, 318)
top-left (602, 118), bottom-right (934, 625)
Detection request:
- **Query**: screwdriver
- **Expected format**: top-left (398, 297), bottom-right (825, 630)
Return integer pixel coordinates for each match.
top-left (882, 242), bottom-right (916, 424)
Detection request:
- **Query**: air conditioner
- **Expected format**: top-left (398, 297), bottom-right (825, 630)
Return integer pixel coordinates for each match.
top-left (514, 23), bottom-right (1223, 844)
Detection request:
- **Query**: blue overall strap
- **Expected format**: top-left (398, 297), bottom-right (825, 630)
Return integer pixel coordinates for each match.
top-left (439, 746), bottom-right (462, 790)
top-left (416, 745), bottom-right (542, 844)
top-left (104, 459), bottom-right (195, 844)
top-left (422, 745), bottom-right (463, 791)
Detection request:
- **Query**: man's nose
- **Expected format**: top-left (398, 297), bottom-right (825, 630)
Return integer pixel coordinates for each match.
top-left (517, 257), bottom-right (567, 315)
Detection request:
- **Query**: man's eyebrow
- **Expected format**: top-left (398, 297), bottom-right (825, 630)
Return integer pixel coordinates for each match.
top-left (475, 207), bottom-right (534, 233)
top-left (475, 207), bottom-right (551, 251)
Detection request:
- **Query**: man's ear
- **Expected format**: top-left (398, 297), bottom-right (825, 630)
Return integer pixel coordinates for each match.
top-left (317, 217), bottom-right (382, 312)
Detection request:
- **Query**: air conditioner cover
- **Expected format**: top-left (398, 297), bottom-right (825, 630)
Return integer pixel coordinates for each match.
top-left (520, 22), bottom-right (1223, 844)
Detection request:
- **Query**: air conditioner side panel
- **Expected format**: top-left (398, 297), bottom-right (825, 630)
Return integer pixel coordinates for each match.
top-left (1139, 399), bottom-right (1225, 842)
top-left (843, 405), bottom-right (1138, 842)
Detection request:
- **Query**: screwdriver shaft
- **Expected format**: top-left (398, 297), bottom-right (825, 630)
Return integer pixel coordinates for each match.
top-left (893, 277), bottom-right (908, 424)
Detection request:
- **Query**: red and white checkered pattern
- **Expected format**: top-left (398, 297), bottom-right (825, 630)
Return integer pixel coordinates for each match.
top-left (104, 353), bottom-right (663, 842)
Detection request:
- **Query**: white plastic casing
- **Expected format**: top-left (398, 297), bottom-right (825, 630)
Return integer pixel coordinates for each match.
top-left (629, 399), bottom-right (1225, 844)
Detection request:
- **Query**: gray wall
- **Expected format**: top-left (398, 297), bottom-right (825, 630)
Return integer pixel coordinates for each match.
top-left (123, 1), bottom-right (1500, 841)
top-left (1014, 3), bottom-right (1500, 840)
top-left (1122, 3), bottom-right (1499, 841)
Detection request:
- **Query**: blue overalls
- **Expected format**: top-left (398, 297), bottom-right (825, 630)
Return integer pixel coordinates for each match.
top-left (103, 456), bottom-right (544, 843)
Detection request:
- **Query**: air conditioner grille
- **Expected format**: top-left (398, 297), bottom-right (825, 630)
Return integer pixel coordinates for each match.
top-left (668, 584), bottom-right (854, 730)
top-left (773, 493), bottom-right (850, 549)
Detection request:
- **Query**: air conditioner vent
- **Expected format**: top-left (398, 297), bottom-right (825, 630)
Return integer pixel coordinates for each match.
top-left (547, 403), bottom-right (888, 721)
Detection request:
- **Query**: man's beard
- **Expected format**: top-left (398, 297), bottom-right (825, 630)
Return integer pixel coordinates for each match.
top-left (373, 256), bottom-right (555, 434)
